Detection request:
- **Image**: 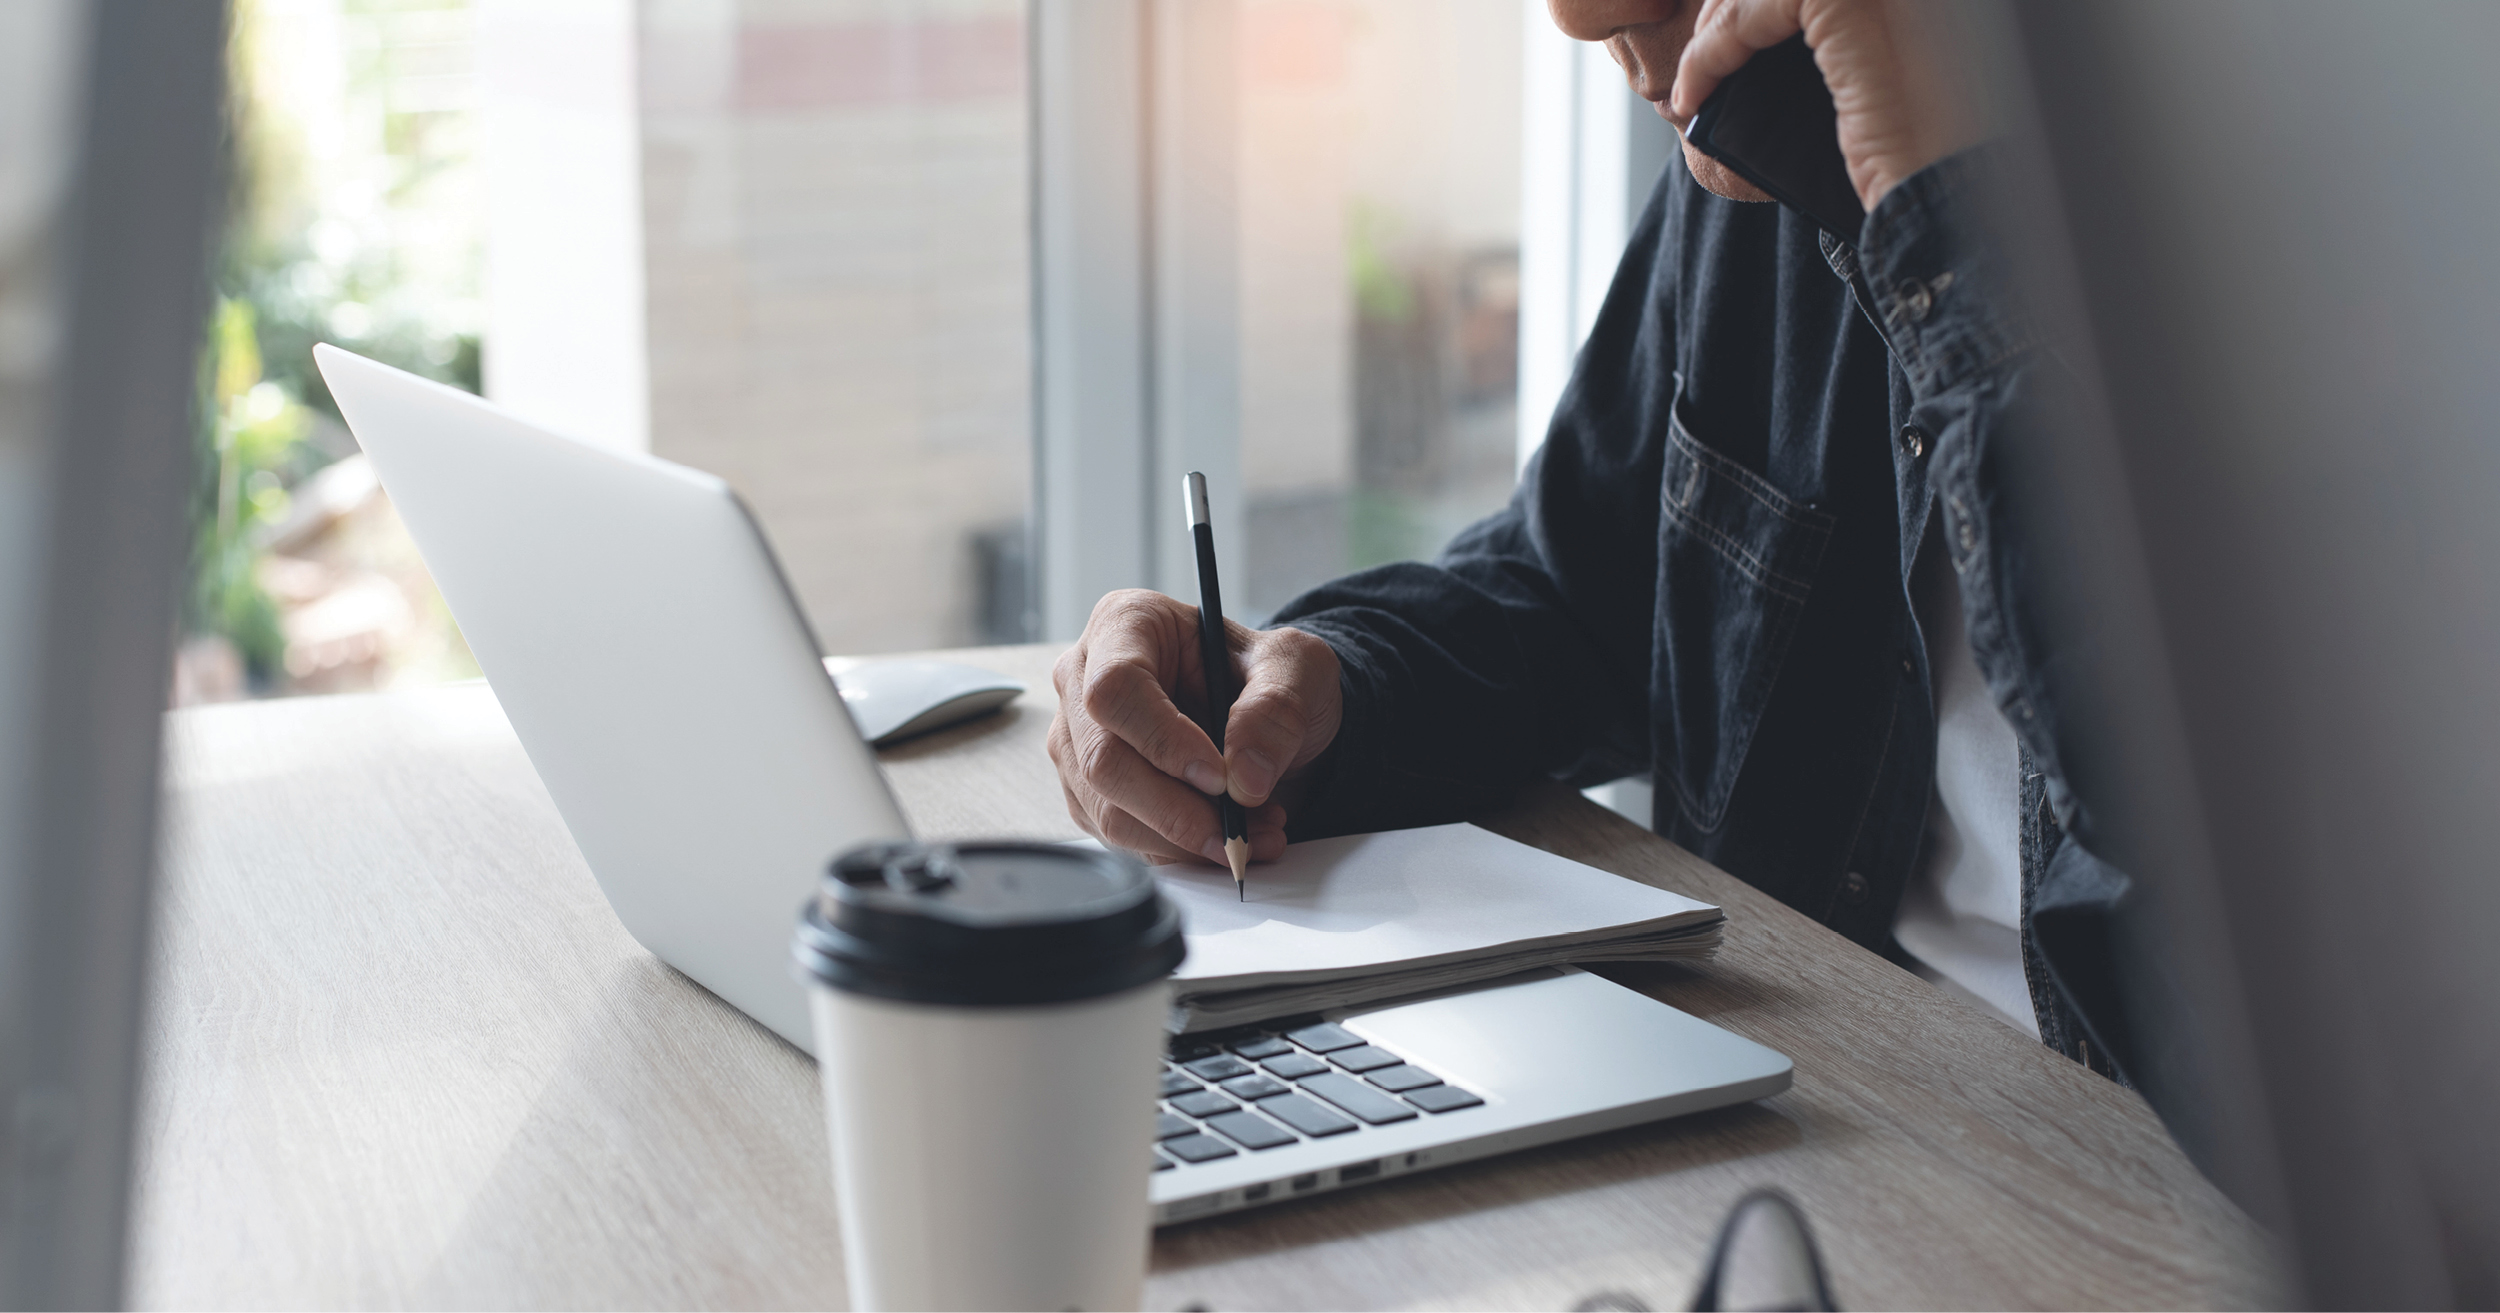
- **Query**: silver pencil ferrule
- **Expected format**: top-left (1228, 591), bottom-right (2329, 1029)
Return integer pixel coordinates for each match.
top-left (1183, 471), bottom-right (1211, 528)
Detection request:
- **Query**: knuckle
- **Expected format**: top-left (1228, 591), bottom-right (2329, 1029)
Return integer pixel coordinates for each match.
top-left (1073, 729), bottom-right (1120, 785)
top-left (1070, 730), bottom-right (1110, 785)
top-left (1047, 724), bottom-right (1079, 778)
top-left (1266, 625), bottom-right (1330, 674)
top-left (1090, 588), bottom-right (1165, 631)
top-left (1081, 659), bottom-right (1151, 724)
top-left (1248, 679), bottom-right (1307, 727)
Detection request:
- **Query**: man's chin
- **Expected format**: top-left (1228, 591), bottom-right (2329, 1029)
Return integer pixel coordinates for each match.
top-left (1679, 137), bottom-right (1775, 204)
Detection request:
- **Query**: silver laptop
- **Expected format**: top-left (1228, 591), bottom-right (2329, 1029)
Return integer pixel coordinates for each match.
top-left (316, 344), bottom-right (1792, 1223)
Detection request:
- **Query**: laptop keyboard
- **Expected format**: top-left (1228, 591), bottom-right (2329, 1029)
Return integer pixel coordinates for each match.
top-left (1154, 1020), bottom-right (1483, 1170)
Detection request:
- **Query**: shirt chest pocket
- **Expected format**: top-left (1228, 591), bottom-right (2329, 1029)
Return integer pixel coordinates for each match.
top-left (1652, 376), bottom-right (1835, 831)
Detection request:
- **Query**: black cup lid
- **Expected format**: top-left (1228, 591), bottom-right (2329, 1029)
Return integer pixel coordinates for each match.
top-left (792, 841), bottom-right (1185, 1006)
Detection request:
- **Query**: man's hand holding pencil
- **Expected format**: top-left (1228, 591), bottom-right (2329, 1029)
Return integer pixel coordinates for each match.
top-left (1046, 588), bottom-right (1340, 874)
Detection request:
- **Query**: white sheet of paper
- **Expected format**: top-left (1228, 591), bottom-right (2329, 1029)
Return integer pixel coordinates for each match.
top-left (1150, 822), bottom-right (1719, 990)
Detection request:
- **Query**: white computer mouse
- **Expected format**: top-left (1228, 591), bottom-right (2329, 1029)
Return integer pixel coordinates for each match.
top-left (827, 658), bottom-right (1027, 746)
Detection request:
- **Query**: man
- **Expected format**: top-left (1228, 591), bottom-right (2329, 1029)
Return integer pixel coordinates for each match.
top-left (1048, 0), bottom-right (2134, 1079)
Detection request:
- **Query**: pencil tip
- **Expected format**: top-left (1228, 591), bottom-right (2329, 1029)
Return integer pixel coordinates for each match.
top-left (1224, 836), bottom-right (1249, 889)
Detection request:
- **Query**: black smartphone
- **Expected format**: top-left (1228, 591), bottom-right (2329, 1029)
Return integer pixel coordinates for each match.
top-left (1680, 33), bottom-right (1865, 242)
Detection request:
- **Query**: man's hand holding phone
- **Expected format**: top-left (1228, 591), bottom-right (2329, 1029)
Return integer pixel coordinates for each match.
top-left (1670, 0), bottom-right (1990, 212)
top-left (1047, 591), bottom-right (1342, 867)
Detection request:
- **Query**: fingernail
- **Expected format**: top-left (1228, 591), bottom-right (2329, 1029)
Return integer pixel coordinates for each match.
top-left (1183, 762), bottom-right (1225, 794)
top-left (1201, 838), bottom-right (1228, 864)
top-left (1228, 750), bottom-right (1280, 803)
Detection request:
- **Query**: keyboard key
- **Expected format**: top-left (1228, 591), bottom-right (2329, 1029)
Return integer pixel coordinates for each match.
top-left (1169, 1037), bottom-right (1220, 1061)
top-left (1183, 1054), bottom-right (1253, 1082)
top-left (1156, 1111), bottom-right (1197, 1139)
top-left (1219, 1073), bottom-right (1288, 1101)
top-left (1365, 1064), bottom-right (1442, 1092)
top-left (1285, 1022), bottom-right (1363, 1052)
top-left (1162, 1132), bottom-right (1236, 1163)
top-left (1205, 1110), bottom-right (1297, 1151)
top-left (1256, 1091), bottom-right (1358, 1137)
top-left (1298, 1072), bottom-right (1419, 1125)
top-left (1154, 1152), bottom-right (1174, 1171)
top-left (1160, 1069), bottom-right (1200, 1097)
top-left (1329, 1044), bottom-right (1400, 1073)
top-left (1261, 1051), bottom-right (1329, 1080)
top-left (1169, 1089), bottom-right (1237, 1118)
top-left (1403, 1083), bottom-right (1485, 1113)
top-left (1231, 1036), bottom-right (1294, 1060)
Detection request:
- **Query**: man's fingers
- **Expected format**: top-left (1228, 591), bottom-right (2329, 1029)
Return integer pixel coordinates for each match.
top-left (1222, 670), bottom-right (1306, 806)
top-left (1060, 707), bottom-right (1287, 865)
top-left (1669, 0), bottom-right (1805, 119)
top-left (1047, 593), bottom-right (1337, 869)
top-left (1094, 799), bottom-right (1216, 867)
top-left (1047, 715), bottom-right (1085, 817)
top-left (1084, 657), bottom-right (1226, 796)
top-left (1050, 639), bottom-right (1087, 705)
top-left (1080, 604), bottom-right (1229, 796)
top-left (1246, 805), bottom-right (1289, 863)
top-left (1060, 778), bottom-right (1108, 843)
top-left (1224, 627), bottom-right (1342, 806)
top-left (1068, 712), bottom-right (1228, 862)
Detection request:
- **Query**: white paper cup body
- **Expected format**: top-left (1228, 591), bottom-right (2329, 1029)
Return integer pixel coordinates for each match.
top-left (808, 977), bottom-right (1168, 1312)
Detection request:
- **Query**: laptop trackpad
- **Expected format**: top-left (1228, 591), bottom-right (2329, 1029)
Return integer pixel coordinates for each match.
top-left (1341, 968), bottom-right (1793, 1114)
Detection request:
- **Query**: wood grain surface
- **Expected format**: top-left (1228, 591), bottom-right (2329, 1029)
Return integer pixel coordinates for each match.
top-left (131, 644), bottom-right (2284, 1310)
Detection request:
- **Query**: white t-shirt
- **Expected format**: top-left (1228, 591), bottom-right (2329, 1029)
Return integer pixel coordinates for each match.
top-left (1894, 532), bottom-right (2039, 1038)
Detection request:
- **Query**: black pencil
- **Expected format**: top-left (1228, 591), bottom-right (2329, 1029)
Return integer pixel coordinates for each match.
top-left (1182, 471), bottom-right (1250, 899)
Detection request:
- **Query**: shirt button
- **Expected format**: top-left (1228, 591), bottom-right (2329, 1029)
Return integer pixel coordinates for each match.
top-left (1839, 871), bottom-right (1871, 904)
top-left (1898, 283), bottom-right (1933, 323)
top-left (1901, 657), bottom-right (1915, 676)
top-left (1900, 425), bottom-right (1926, 458)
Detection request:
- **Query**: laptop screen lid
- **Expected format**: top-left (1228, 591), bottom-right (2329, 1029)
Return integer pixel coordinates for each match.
top-left (315, 345), bottom-right (908, 1051)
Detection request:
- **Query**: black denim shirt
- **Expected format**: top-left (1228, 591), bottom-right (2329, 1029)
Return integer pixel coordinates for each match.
top-left (1273, 148), bottom-right (2133, 1081)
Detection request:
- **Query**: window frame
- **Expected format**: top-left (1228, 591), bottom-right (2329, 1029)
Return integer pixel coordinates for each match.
top-left (1028, 0), bottom-right (1663, 639)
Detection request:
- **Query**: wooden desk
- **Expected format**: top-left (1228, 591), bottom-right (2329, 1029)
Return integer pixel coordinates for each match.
top-left (132, 644), bottom-right (2281, 1309)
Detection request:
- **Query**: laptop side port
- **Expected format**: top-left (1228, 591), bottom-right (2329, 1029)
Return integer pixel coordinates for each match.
top-left (1290, 1173), bottom-right (1319, 1193)
top-left (1338, 1159), bottom-right (1381, 1182)
top-left (1163, 1195), bottom-right (1221, 1221)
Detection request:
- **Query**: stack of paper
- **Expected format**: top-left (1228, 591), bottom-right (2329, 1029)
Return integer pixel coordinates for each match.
top-left (1149, 822), bottom-right (1723, 1033)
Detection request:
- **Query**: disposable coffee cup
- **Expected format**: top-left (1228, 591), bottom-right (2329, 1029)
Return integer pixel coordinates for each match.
top-left (793, 840), bottom-right (1185, 1312)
